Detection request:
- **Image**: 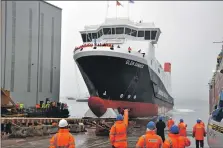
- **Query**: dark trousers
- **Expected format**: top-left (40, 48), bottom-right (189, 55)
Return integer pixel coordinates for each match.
top-left (157, 132), bottom-right (165, 142)
top-left (196, 140), bottom-right (204, 148)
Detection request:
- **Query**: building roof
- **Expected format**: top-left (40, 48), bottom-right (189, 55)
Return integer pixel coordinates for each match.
top-left (41, 0), bottom-right (62, 10)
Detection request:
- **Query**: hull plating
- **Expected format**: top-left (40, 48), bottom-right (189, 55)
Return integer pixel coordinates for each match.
top-left (75, 55), bottom-right (174, 117)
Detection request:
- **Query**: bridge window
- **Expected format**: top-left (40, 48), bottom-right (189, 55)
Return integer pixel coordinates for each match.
top-left (103, 28), bottom-right (111, 35)
top-left (131, 29), bottom-right (137, 37)
top-left (98, 29), bottom-right (103, 38)
top-left (212, 108), bottom-right (223, 122)
top-left (116, 27), bottom-right (124, 34)
top-left (138, 31), bottom-right (144, 37)
top-left (145, 31), bottom-right (151, 40)
top-left (125, 28), bottom-right (131, 35)
top-left (158, 68), bottom-right (160, 73)
top-left (151, 31), bottom-right (157, 40)
top-left (86, 33), bottom-right (92, 42)
top-left (92, 33), bottom-right (97, 39)
top-left (81, 33), bottom-right (87, 42)
top-left (112, 28), bottom-right (116, 34)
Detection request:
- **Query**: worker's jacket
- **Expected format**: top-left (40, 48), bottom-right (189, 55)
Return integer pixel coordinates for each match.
top-left (193, 123), bottom-right (206, 140)
top-left (178, 122), bottom-right (187, 137)
top-left (136, 130), bottom-right (163, 148)
top-left (36, 104), bottom-right (40, 109)
top-left (167, 119), bottom-right (174, 130)
top-left (163, 133), bottom-right (191, 148)
top-left (42, 103), bottom-right (46, 108)
top-left (16, 104), bottom-right (19, 109)
top-left (200, 121), bottom-right (205, 127)
top-left (46, 103), bottom-right (50, 108)
top-left (109, 121), bottom-right (127, 148)
top-left (49, 129), bottom-right (75, 148)
top-left (20, 104), bottom-right (24, 109)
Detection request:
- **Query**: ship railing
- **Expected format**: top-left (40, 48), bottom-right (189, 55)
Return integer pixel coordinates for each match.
top-left (74, 43), bottom-right (113, 52)
top-left (73, 44), bottom-right (147, 58)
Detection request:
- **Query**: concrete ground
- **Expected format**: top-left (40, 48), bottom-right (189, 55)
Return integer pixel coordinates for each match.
top-left (1, 132), bottom-right (209, 148)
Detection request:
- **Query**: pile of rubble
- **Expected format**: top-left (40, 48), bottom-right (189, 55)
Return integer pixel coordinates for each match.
top-left (8, 124), bottom-right (86, 138)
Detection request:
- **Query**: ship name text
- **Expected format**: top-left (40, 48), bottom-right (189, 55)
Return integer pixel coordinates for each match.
top-left (126, 60), bottom-right (144, 69)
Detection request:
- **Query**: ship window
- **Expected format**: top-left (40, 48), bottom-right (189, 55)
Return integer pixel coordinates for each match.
top-left (151, 31), bottom-right (157, 40)
top-left (145, 31), bottom-right (151, 40)
top-left (158, 68), bottom-right (160, 73)
top-left (86, 33), bottom-right (92, 42)
top-left (92, 33), bottom-right (97, 39)
top-left (138, 31), bottom-right (144, 37)
top-left (131, 29), bottom-right (137, 37)
top-left (112, 28), bottom-right (116, 34)
top-left (125, 28), bottom-right (131, 35)
top-left (81, 33), bottom-right (87, 42)
top-left (98, 29), bottom-right (103, 38)
top-left (116, 27), bottom-right (124, 34)
top-left (212, 108), bottom-right (223, 122)
top-left (103, 28), bottom-right (111, 35)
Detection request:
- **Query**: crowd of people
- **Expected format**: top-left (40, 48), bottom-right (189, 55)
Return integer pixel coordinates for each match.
top-left (48, 112), bottom-right (206, 148)
top-left (110, 115), bottom-right (206, 148)
top-left (14, 99), bottom-right (70, 118)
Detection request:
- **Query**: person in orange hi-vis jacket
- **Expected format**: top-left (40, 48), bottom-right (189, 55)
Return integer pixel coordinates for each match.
top-left (167, 117), bottom-right (175, 130)
top-left (178, 119), bottom-right (187, 137)
top-left (136, 121), bottom-right (163, 148)
top-left (198, 118), bottom-right (205, 127)
top-left (163, 125), bottom-right (191, 148)
top-left (109, 109), bottom-right (128, 148)
top-left (49, 119), bottom-right (75, 148)
top-left (193, 119), bottom-right (206, 148)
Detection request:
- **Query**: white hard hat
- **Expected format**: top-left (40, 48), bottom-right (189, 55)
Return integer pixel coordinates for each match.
top-left (58, 119), bottom-right (68, 127)
top-left (198, 118), bottom-right (201, 120)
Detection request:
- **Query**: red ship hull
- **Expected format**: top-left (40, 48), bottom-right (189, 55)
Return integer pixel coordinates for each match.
top-left (88, 96), bottom-right (172, 118)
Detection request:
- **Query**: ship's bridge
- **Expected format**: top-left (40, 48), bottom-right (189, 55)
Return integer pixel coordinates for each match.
top-left (79, 18), bottom-right (161, 44)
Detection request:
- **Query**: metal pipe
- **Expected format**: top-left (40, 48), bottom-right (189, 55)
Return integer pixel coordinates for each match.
top-left (36, 2), bottom-right (41, 104)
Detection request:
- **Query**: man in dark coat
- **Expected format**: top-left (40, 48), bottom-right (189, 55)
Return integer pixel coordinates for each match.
top-left (156, 116), bottom-right (166, 142)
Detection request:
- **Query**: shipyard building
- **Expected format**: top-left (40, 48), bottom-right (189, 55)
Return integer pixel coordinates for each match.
top-left (1, 1), bottom-right (62, 106)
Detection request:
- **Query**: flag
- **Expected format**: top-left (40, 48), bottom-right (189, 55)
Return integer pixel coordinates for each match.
top-left (116, 0), bottom-right (122, 6)
top-left (107, 1), bottom-right (109, 8)
top-left (129, 0), bottom-right (134, 3)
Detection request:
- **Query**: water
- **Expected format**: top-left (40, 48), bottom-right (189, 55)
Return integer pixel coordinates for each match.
top-left (172, 98), bottom-right (209, 130)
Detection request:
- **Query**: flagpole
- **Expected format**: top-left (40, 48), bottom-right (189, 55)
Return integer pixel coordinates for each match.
top-left (127, 1), bottom-right (130, 20)
top-left (116, 1), bottom-right (117, 19)
top-left (105, 0), bottom-right (109, 19)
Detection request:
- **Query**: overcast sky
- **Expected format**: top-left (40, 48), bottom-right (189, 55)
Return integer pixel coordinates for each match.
top-left (48, 1), bottom-right (223, 101)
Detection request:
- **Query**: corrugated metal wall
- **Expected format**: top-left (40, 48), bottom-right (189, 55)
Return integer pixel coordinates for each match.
top-left (1, 1), bottom-right (62, 106)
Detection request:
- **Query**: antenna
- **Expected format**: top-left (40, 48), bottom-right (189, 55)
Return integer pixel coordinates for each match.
top-left (127, 1), bottom-right (130, 20)
top-left (105, 0), bottom-right (109, 20)
top-left (213, 40), bottom-right (223, 51)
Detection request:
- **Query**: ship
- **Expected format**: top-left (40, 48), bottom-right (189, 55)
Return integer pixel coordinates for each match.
top-left (207, 42), bottom-right (223, 147)
top-left (73, 17), bottom-right (174, 118)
